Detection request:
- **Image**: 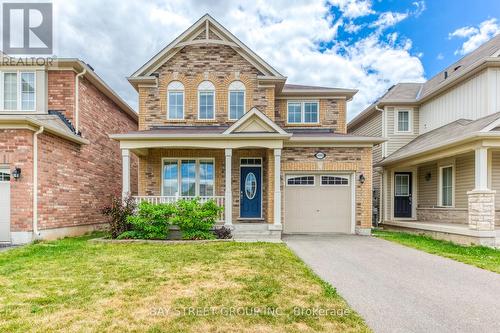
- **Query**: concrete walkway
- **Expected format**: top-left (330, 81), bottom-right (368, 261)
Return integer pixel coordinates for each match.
top-left (285, 235), bottom-right (500, 333)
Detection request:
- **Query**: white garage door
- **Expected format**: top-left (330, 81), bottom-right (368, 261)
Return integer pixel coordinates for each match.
top-left (0, 168), bottom-right (11, 242)
top-left (284, 174), bottom-right (353, 234)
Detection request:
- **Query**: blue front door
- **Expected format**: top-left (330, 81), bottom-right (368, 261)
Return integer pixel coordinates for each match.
top-left (240, 166), bottom-right (262, 218)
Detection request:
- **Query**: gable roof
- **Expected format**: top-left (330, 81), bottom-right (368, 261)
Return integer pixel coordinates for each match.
top-left (377, 111), bottom-right (500, 166)
top-left (223, 108), bottom-right (288, 135)
top-left (130, 14), bottom-right (284, 79)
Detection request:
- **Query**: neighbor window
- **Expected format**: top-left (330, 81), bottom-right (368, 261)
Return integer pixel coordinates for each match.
top-left (0, 168), bottom-right (10, 181)
top-left (162, 159), bottom-right (215, 197)
top-left (287, 101), bottom-right (319, 124)
top-left (397, 110), bottom-right (411, 132)
top-left (440, 166), bottom-right (453, 207)
top-left (2, 71), bottom-right (36, 111)
top-left (198, 81), bottom-right (215, 120)
top-left (228, 81), bottom-right (245, 120)
top-left (167, 81), bottom-right (184, 120)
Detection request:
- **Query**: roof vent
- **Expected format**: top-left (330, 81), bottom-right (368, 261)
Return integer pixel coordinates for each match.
top-left (444, 71), bottom-right (448, 79)
top-left (86, 63), bottom-right (94, 71)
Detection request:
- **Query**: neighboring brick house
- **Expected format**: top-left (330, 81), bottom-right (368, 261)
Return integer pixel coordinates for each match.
top-left (348, 35), bottom-right (500, 247)
top-left (111, 14), bottom-right (382, 240)
top-left (0, 59), bottom-right (138, 244)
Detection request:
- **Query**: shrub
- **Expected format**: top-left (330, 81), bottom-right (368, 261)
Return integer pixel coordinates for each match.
top-left (214, 226), bottom-right (232, 239)
top-left (123, 201), bottom-right (176, 239)
top-left (173, 199), bottom-right (223, 240)
top-left (101, 196), bottom-right (136, 239)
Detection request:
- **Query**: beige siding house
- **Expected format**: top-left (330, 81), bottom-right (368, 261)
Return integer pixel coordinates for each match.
top-left (348, 35), bottom-right (500, 247)
top-left (111, 15), bottom-right (383, 240)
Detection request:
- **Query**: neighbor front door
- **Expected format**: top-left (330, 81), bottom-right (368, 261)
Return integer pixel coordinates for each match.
top-left (240, 166), bottom-right (262, 218)
top-left (394, 172), bottom-right (412, 218)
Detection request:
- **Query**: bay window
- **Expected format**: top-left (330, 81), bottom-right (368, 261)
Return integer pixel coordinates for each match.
top-left (287, 101), bottom-right (319, 124)
top-left (162, 159), bottom-right (215, 197)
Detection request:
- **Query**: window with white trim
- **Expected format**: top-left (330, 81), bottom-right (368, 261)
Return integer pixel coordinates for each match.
top-left (396, 110), bottom-right (411, 133)
top-left (162, 159), bottom-right (214, 196)
top-left (321, 175), bottom-right (349, 185)
top-left (228, 81), bottom-right (245, 120)
top-left (167, 81), bottom-right (184, 120)
top-left (287, 101), bottom-right (319, 124)
top-left (440, 166), bottom-right (453, 207)
top-left (0, 168), bottom-right (10, 181)
top-left (2, 71), bottom-right (36, 111)
top-left (198, 81), bottom-right (215, 120)
top-left (286, 175), bottom-right (315, 186)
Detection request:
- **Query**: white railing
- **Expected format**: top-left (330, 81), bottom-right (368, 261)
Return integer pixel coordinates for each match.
top-left (132, 195), bottom-right (225, 222)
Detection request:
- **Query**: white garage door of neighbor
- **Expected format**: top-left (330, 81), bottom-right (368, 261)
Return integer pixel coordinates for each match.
top-left (0, 168), bottom-right (11, 242)
top-left (284, 174), bottom-right (353, 234)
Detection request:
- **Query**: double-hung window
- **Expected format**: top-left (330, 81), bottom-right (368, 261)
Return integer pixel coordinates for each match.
top-left (198, 81), bottom-right (215, 120)
top-left (228, 81), bottom-right (245, 120)
top-left (440, 166), bottom-right (453, 207)
top-left (167, 81), bottom-right (184, 120)
top-left (396, 110), bottom-right (411, 133)
top-left (162, 159), bottom-right (215, 197)
top-left (2, 71), bottom-right (35, 111)
top-left (287, 101), bottom-right (319, 124)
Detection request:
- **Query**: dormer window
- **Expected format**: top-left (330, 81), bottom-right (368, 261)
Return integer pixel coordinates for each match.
top-left (167, 81), bottom-right (184, 120)
top-left (287, 101), bottom-right (319, 124)
top-left (2, 71), bottom-right (35, 111)
top-left (228, 80), bottom-right (245, 120)
top-left (198, 81), bottom-right (215, 120)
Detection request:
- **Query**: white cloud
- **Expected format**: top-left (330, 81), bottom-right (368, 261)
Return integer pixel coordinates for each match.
top-left (436, 53), bottom-right (444, 60)
top-left (54, 0), bottom-right (424, 120)
top-left (412, 1), bottom-right (426, 17)
top-left (370, 11), bottom-right (409, 31)
top-left (449, 18), bottom-right (500, 55)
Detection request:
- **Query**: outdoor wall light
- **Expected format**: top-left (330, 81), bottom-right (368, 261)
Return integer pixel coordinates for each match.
top-left (425, 172), bottom-right (432, 181)
top-left (358, 173), bottom-right (366, 184)
top-left (12, 167), bottom-right (21, 180)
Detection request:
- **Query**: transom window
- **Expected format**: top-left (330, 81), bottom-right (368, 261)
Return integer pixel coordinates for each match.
top-left (229, 81), bottom-right (245, 120)
top-left (440, 166), bottom-right (453, 207)
top-left (2, 71), bottom-right (35, 111)
top-left (167, 81), bottom-right (184, 120)
top-left (198, 81), bottom-right (215, 120)
top-left (397, 110), bottom-right (411, 133)
top-left (0, 168), bottom-right (10, 181)
top-left (321, 175), bottom-right (349, 186)
top-left (287, 101), bottom-right (319, 124)
top-left (240, 158), bottom-right (262, 166)
top-left (162, 159), bottom-right (214, 197)
top-left (286, 175), bottom-right (315, 186)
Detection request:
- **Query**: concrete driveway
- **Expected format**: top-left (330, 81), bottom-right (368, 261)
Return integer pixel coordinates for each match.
top-left (285, 235), bottom-right (500, 333)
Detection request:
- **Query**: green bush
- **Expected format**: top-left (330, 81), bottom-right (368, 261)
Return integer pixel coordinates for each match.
top-left (123, 201), bottom-right (176, 239)
top-left (101, 196), bottom-right (136, 239)
top-left (172, 199), bottom-right (223, 240)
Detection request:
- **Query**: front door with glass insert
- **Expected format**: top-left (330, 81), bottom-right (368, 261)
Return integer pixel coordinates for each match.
top-left (394, 172), bottom-right (412, 218)
top-left (240, 166), bottom-right (262, 218)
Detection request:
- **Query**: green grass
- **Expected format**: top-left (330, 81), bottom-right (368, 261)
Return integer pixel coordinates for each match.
top-left (373, 230), bottom-right (500, 274)
top-left (0, 234), bottom-right (369, 333)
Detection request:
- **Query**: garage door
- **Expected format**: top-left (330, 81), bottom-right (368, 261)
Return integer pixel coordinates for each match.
top-left (284, 174), bottom-right (353, 234)
top-left (0, 167), bottom-right (11, 242)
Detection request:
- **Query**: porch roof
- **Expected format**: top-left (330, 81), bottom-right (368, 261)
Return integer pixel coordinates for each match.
top-left (377, 111), bottom-right (500, 167)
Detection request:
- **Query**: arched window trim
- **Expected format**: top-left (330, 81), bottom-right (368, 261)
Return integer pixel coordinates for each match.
top-left (167, 81), bottom-right (184, 120)
top-left (198, 80), bottom-right (216, 120)
top-left (228, 80), bottom-right (246, 120)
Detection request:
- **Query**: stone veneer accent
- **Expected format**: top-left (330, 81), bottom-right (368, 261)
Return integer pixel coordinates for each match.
top-left (468, 189), bottom-right (496, 231)
top-left (416, 208), bottom-right (467, 224)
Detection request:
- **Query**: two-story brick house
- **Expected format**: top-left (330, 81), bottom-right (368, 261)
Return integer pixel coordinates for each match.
top-left (111, 15), bottom-right (383, 240)
top-left (348, 35), bottom-right (500, 246)
top-left (0, 58), bottom-right (137, 244)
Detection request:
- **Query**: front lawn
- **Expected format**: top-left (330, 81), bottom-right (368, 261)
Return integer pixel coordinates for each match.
top-left (0, 234), bottom-right (369, 333)
top-left (373, 230), bottom-right (500, 274)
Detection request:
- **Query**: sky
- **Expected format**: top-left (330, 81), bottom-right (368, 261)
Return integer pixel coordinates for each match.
top-left (51, 0), bottom-right (500, 120)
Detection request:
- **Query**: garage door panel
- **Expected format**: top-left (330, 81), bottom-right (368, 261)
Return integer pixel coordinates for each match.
top-left (284, 174), bottom-right (352, 234)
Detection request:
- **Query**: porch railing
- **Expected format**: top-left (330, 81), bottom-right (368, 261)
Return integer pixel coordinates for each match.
top-left (132, 195), bottom-right (225, 222)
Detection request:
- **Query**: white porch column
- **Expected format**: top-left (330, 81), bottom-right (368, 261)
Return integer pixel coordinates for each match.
top-left (273, 148), bottom-right (282, 226)
top-left (122, 149), bottom-right (130, 199)
top-left (468, 146), bottom-right (495, 231)
top-left (474, 147), bottom-right (488, 190)
top-left (224, 148), bottom-right (233, 226)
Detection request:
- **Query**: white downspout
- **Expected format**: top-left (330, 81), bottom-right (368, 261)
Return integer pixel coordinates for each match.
top-left (375, 104), bottom-right (385, 226)
top-left (33, 126), bottom-right (44, 238)
top-left (74, 69), bottom-right (87, 133)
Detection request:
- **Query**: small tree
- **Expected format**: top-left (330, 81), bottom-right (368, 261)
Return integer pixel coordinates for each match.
top-left (101, 196), bottom-right (136, 239)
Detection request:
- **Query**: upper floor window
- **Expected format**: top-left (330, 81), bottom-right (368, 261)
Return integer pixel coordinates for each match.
top-left (2, 71), bottom-right (35, 111)
top-left (198, 81), bottom-right (215, 120)
top-left (228, 81), bottom-right (245, 120)
top-left (287, 101), bottom-right (319, 124)
top-left (396, 109), bottom-right (412, 133)
top-left (167, 81), bottom-right (184, 120)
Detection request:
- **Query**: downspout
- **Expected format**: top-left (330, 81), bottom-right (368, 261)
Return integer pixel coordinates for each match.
top-left (375, 104), bottom-right (385, 227)
top-left (74, 68), bottom-right (87, 133)
top-left (33, 126), bottom-right (44, 239)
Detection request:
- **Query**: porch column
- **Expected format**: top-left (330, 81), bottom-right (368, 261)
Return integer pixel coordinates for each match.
top-left (273, 148), bottom-right (282, 226)
top-left (224, 148), bottom-right (233, 226)
top-left (122, 149), bottom-right (130, 199)
top-left (468, 147), bottom-right (495, 231)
